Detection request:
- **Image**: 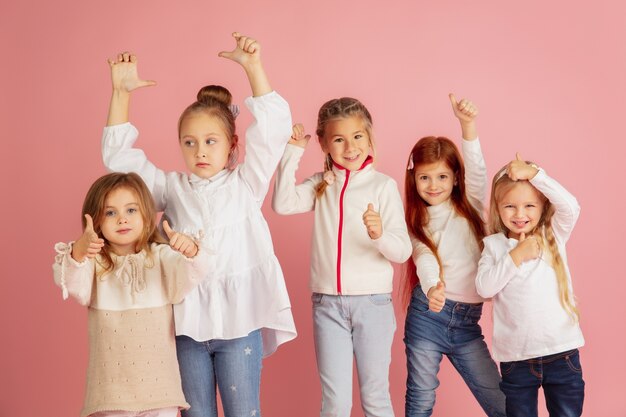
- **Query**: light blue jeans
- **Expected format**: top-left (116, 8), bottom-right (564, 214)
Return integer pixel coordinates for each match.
top-left (404, 289), bottom-right (505, 417)
top-left (313, 293), bottom-right (396, 417)
top-left (176, 330), bottom-right (263, 417)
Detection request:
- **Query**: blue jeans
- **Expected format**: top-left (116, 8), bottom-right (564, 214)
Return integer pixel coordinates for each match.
top-left (176, 330), bottom-right (263, 417)
top-left (404, 288), bottom-right (505, 417)
top-left (500, 349), bottom-right (585, 417)
top-left (313, 293), bottom-right (396, 417)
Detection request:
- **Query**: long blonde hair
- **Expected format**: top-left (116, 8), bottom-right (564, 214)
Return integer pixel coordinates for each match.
top-left (81, 172), bottom-right (167, 275)
top-left (489, 165), bottom-right (579, 320)
top-left (314, 97), bottom-right (375, 198)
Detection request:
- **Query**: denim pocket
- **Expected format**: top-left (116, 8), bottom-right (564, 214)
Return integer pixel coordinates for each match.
top-left (368, 293), bottom-right (392, 306)
top-left (311, 293), bottom-right (324, 307)
top-left (564, 350), bottom-right (583, 374)
top-left (500, 361), bottom-right (516, 376)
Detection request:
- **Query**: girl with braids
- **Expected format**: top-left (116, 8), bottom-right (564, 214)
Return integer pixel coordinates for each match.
top-left (403, 95), bottom-right (505, 417)
top-left (101, 33), bottom-right (296, 417)
top-left (273, 98), bottom-right (411, 417)
top-left (476, 154), bottom-right (585, 417)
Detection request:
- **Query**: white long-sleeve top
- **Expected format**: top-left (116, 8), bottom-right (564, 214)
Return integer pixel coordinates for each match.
top-left (272, 144), bottom-right (412, 295)
top-left (475, 169), bottom-right (584, 362)
top-left (101, 91), bottom-right (297, 357)
top-left (412, 138), bottom-right (487, 303)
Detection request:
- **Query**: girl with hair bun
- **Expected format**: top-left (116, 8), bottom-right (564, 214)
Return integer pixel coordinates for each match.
top-left (101, 32), bottom-right (296, 417)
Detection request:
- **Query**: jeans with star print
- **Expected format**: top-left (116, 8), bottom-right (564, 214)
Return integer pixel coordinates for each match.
top-left (176, 329), bottom-right (263, 417)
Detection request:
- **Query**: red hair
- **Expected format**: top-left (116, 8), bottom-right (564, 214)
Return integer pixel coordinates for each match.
top-left (402, 137), bottom-right (485, 306)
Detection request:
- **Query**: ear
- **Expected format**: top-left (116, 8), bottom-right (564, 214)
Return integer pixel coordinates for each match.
top-left (231, 134), bottom-right (239, 147)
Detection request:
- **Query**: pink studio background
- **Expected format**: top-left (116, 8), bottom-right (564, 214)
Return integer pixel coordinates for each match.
top-left (1, 1), bottom-right (624, 416)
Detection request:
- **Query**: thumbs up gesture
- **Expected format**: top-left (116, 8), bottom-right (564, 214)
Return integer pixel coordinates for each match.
top-left (449, 94), bottom-right (478, 123)
top-left (72, 214), bottom-right (105, 262)
top-left (506, 153), bottom-right (539, 181)
top-left (427, 281), bottom-right (446, 313)
top-left (163, 220), bottom-right (198, 257)
top-left (509, 232), bottom-right (542, 267)
top-left (107, 52), bottom-right (157, 93)
top-left (362, 203), bottom-right (383, 240)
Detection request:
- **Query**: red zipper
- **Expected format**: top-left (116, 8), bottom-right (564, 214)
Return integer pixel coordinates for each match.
top-left (336, 170), bottom-right (350, 294)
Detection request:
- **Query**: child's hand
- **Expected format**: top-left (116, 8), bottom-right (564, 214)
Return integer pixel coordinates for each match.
top-left (218, 32), bottom-right (261, 68)
top-left (163, 220), bottom-right (198, 258)
top-left (362, 203), bottom-right (383, 240)
top-left (289, 123), bottom-right (311, 148)
top-left (506, 153), bottom-right (539, 181)
top-left (107, 52), bottom-right (156, 93)
top-left (449, 94), bottom-right (478, 123)
top-left (509, 232), bottom-right (542, 267)
top-left (427, 281), bottom-right (446, 313)
top-left (72, 214), bottom-right (105, 262)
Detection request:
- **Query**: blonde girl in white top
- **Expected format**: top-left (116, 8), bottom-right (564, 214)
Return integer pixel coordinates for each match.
top-left (476, 155), bottom-right (584, 417)
top-left (273, 97), bottom-right (412, 417)
top-left (101, 33), bottom-right (296, 417)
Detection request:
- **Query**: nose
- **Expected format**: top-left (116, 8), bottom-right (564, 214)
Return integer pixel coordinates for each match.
top-left (117, 215), bottom-right (128, 224)
top-left (196, 143), bottom-right (207, 158)
top-left (344, 138), bottom-right (356, 151)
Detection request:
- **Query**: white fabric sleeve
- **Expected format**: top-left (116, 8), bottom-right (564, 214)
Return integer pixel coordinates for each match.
top-left (475, 239), bottom-right (521, 298)
top-left (370, 179), bottom-right (412, 263)
top-left (101, 122), bottom-right (168, 211)
top-left (158, 244), bottom-right (215, 305)
top-left (411, 238), bottom-right (442, 296)
top-left (239, 91), bottom-right (293, 204)
top-left (52, 242), bottom-right (95, 306)
top-left (461, 138), bottom-right (487, 216)
top-left (272, 144), bottom-right (318, 214)
top-left (529, 169), bottom-right (581, 244)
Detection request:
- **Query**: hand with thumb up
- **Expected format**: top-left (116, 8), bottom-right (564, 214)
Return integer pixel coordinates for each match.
top-left (362, 203), bottom-right (383, 240)
top-left (427, 281), bottom-right (446, 313)
top-left (72, 214), bottom-right (105, 262)
top-left (163, 220), bottom-right (198, 258)
top-left (509, 232), bottom-right (542, 267)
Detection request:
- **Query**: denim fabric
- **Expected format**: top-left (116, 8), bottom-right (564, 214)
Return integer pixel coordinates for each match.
top-left (500, 349), bottom-right (585, 417)
top-left (313, 293), bottom-right (396, 417)
top-left (404, 288), bottom-right (505, 417)
top-left (176, 330), bottom-right (263, 417)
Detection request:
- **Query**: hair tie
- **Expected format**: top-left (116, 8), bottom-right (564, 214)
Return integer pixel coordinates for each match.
top-left (229, 104), bottom-right (240, 119)
top-left (407, 153), bottom-right (414, 170)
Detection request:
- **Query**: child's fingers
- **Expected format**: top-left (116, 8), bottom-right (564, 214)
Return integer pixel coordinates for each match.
top-left (122, 52), bottom-right (131, 62)
top-left (516, 152), bottom-right (523, 161)
top-left (448, 93), bottom-right (458, 107)
top-left (519, 232), bottom-right (526, 241)
top-left (162, 220), bottom-right (174, 239)
top-left (84, 214), bottom-right (95, 232)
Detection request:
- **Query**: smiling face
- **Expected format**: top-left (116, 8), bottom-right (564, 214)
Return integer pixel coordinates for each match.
top-left (99, 187), bottom-right (145, 255)
top-left (414, 160), bottom-right (456, 206)
top-left (320, 116), bottom-right (371, 171)
top-left (497, 181), bottom-right (545, 239)
top-left (179, 111), bottom-right (233, 179)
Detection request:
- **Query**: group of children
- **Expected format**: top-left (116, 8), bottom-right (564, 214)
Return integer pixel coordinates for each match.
top-left (53, 33), bottom-right (585, 417)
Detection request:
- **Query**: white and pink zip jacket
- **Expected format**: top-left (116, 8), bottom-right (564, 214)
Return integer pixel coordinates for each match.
top-left (272, 144), bottom-right (412, 295)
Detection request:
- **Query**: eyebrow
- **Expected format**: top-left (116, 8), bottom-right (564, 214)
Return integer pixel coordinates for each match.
top-left (105, 202), bottom-right (139, 209)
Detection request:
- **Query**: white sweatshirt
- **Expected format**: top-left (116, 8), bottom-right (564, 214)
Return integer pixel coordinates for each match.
top-left (475, 169), bottom-right (585, 362)
top-left (273, 144), bottom-right (412, 295)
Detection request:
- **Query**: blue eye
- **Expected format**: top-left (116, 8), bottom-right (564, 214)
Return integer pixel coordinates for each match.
top-left (105, 210), bottom-right (115, 217)
top-left (127, 208), bottom-right (138, 214)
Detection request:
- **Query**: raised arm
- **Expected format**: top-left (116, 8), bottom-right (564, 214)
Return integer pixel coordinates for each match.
top-left (272, 124), bottom-right (317, 214)
top-left (450, 94), bottom-right (487, 211)
top-left (106, 52), bottom-right (156, 126)
top-left (218, 32), bottom-right (271, 97)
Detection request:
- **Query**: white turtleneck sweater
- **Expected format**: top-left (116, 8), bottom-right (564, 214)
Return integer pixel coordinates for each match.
top-left (412, 138), bottom-right (487, 303)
